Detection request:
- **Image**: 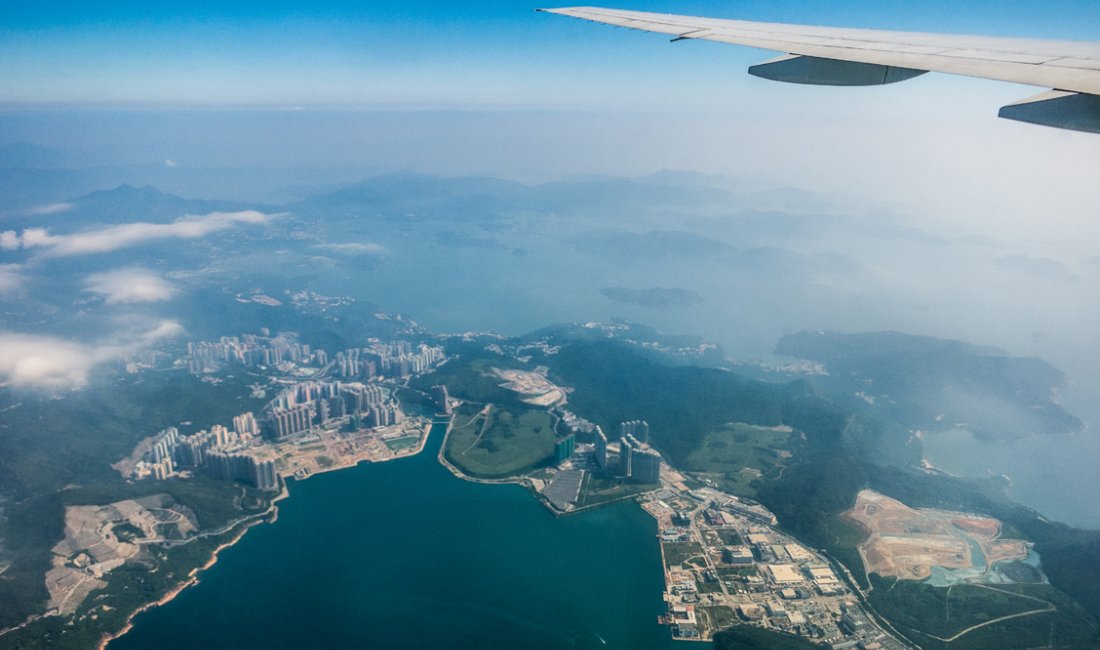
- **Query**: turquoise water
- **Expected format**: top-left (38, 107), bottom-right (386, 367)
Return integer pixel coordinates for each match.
top-left (110, 423), bottom-right (673, 650)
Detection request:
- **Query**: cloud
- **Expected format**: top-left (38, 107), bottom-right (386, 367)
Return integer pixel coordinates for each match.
top-left (0, 210), bottom-right (271, 257)
top-left (85, 268), bottom-right (178, 304)
top-left (315, 242), bottom-right (387, 255)
top-left (0, 231), bottom-right (18, 250)
top-left (0, 320), bottom-right (184, 389)
top-left (0, 265), bottom-right (26, 297)
top-left (139, 320), bottom-right (185, 342)
top-left (25, 202), bottom-right (73, 216)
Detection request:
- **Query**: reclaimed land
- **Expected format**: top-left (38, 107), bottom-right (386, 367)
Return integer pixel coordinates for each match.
top-left (441, 403), bottom-right (556, 479)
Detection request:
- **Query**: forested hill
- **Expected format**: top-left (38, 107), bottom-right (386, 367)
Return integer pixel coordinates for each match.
top-left (776, 330), bottom-right (1082, 440)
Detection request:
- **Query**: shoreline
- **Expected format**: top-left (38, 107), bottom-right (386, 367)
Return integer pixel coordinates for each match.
top-left (96, 420), bottom-right (437, 649)
top-left (435, 419), bottom-right (650, 518)
top-left (434, 418), bottom-right (572, 515)
top-left (95, 514), bottom-right (267, 650)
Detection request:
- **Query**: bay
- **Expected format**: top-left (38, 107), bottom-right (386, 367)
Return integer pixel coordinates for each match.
top-left (110, 423), bottom-right (674, 649)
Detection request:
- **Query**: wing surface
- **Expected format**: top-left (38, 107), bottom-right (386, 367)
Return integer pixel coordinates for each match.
top-left (540, 6), bottom-right (1100, 133)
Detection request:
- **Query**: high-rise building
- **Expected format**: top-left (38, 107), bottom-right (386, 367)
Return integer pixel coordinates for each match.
top-left (251, 458), bottom-right (279, 491)
top-left (365, 403), bottom-right (404, 428)
top-left (555, 434), bottom-right (576, 464)
top-left (151, 427), bottom-right (180, 463)
top-left (233, 412), bottom-right (260, 438)
top-left (150, 457), bottom-right (173, 480)
top-left (631, 448), bottom-right (662, 484)
top-left (620, 420), bottom-right (650, 444)
top-left (593, 426), bottom-right (608, 469)
top-left (619, 434), bottom-right (638, 476)
top-left (271, 404), bottom-right (313, 439)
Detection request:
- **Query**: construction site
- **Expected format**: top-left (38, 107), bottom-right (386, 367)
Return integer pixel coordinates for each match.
top-left (844, 490), bottom-right (1033, 585)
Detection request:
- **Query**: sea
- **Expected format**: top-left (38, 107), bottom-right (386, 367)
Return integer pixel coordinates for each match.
top-left (109, 423), bottom-right (675, 650)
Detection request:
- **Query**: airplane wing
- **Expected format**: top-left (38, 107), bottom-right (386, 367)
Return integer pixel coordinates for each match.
top-left (539, 6), bottom-right (1100, 134)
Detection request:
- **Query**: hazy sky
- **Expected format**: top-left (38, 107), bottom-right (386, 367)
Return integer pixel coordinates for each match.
top-left (4, 0), bottom-right (1100, 106)
top-left (3, 1), bottom-right (1100, 245)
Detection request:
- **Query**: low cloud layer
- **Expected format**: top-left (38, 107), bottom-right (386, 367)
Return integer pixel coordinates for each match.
top-left (0, 211), bottom-right (271, 257)
top-left (25, 202), bottom-right (73, 216)
top-left (85, 268), bottom-right (178, 303)
top-left (0, 320), bottom-right (184, 389)
top-left (315, 242), bottom-right (387, 255)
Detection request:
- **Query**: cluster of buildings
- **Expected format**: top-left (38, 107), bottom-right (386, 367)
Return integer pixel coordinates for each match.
top-left (620, 432), bottom-right (661, 483)
top-left (266, 381), bottom-right (403, 439)
top-left (590, 421), bottom-right (661, 483)
top-left (334, 341), bottom-right (444, 381)
top-left (620, 420), bottom-right (649, 443)
top-left (133, 423), bottom-right (279, 491)
top-left (132, 333), bottom-right (445, 495)
top-left (121, 349), bottom-right (171, 374)
top-left (186, 333), bottom-right (324, 374)
top-left (641, 485), bottom-right (903, 649)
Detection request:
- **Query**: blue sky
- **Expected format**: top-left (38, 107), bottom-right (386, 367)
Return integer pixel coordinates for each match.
top-left (3, 0), bottom-right (1099, 106)
top-left (3, 0), bottom-right (1100, 248)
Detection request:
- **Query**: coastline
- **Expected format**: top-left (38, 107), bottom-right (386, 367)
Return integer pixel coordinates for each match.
top-left (95, 515), bottom-right (264, 650)
top-left (96, 420), bottom-right (437, 649)
top-left (436, 419), bottom-right (652, 518)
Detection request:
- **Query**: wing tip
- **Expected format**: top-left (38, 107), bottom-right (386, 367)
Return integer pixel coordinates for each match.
top-left (537, 7), bottom-right (594, 16)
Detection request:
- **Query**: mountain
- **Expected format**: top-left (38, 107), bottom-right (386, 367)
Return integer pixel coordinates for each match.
top-left (64, 185), bottom-right (266, 224)
top-left (996, 254), bottom-right (1078, 282)
top-left (776, 330), bottom-right (1083, 440)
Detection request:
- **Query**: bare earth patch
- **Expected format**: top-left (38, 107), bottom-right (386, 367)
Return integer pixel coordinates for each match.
top-left (844, 489), bottom-right (1029, 582)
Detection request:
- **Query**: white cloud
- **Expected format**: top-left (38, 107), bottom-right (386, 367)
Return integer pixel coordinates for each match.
top-left (315, 242), bottom-right (386, 255)
top-left (25, 202), bottom-right (73, 216)
top-left (0, 265), bottom-right (26, 297)
top-left (2, 211), bottom-right (271, 257)
top-left (0, 320), bottom-right (184, 389)
top-left (138, 320), bottom-right (185, 343)
top-left (0, 231), bottom-right (19, 250)
top-left (85, 268), bottom-right (178, 304)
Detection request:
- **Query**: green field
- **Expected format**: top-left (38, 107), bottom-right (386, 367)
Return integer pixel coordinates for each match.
top-left (700, 606), bottom-right (737, 631)
top-left (716, 529), bottom-right (743, 546)
top-left (663, 542), bottom-right (705, 569)
top-left (443, 405), bottom-right (556, 478)
top-left (684, 423), bottom-right (795, 497)
top-left (717, 565), bottom-right (758, 578)
top-left (576, 473), bottom-right (657, 508)
top-left (385, 435), bottom-right (421, 452)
